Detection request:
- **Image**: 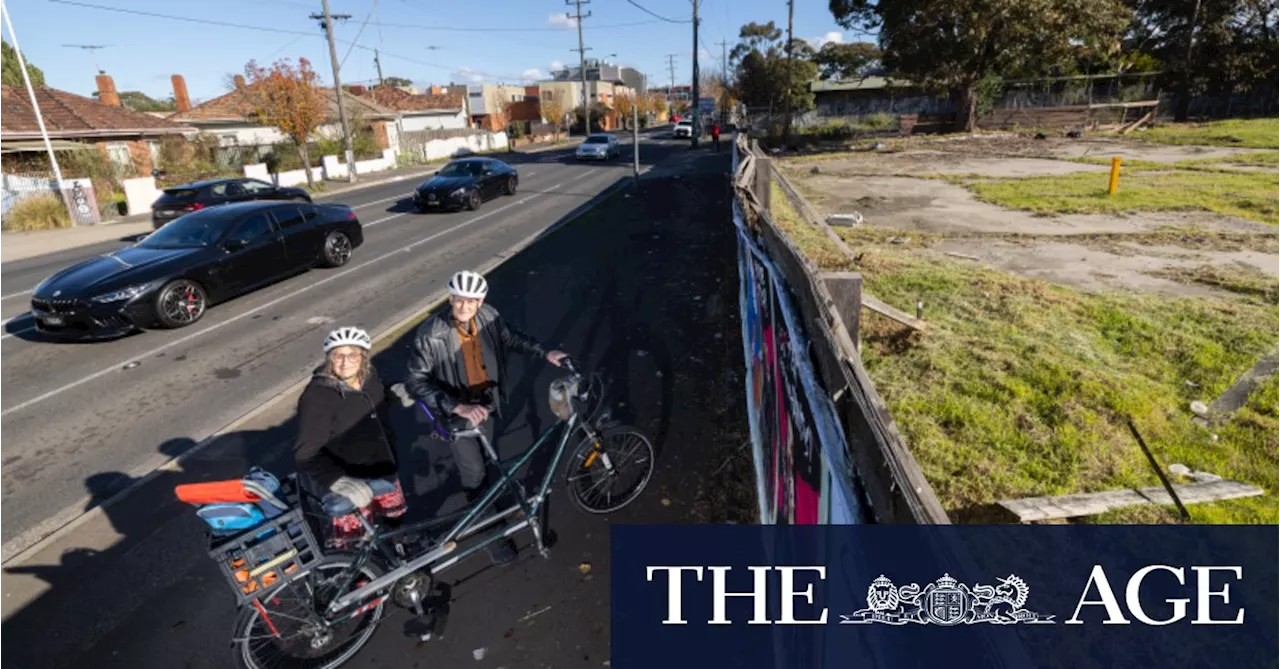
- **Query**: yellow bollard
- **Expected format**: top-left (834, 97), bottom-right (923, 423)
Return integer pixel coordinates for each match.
top-left (1108, 156), bottom-right (1122, 195)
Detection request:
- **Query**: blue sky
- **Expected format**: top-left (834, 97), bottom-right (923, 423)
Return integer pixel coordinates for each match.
top-left (5, 0), bottom-right (859, 103)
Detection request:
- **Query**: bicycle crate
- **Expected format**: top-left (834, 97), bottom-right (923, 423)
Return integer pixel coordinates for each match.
top-left (207, 479), bottom-right (323, 606)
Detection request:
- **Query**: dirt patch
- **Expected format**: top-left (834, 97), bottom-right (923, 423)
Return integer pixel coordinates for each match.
top-left (1042, 140), bottom-right (1261, 162)
top-left (797, 174), bottom-right (1270, 236)
top-left (797, 150), bottom-right (1111, 178)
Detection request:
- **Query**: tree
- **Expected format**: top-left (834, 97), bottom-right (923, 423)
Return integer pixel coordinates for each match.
top-left (614, 92), bottom-right (637, 129)
top-left (1, 40), bottom-right (46, 88)
top-left (540, 96), bottom-right (566, 141)
top-left (829, 0), bottom-right (1132, 132)
top-left (242, 58), bottom-right (327, 188)
top-left (93, 90), bottom-right (177, 112)
top-left (730, 21), bottom-right (818, 117)
top-left (813, 41), bottom-right (881, 80)
top-left (383, 76), bottom-right (413, 88)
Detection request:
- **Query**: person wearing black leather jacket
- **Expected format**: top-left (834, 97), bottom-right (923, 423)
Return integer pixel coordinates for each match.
top-left (293, 326), bottom-right (406, 549)
top-left (404, 270), bottom-right (567, 564)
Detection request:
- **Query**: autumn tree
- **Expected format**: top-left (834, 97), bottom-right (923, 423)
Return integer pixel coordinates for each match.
top-left (614, 92), bottom-right (637, 129)
top-left (540, 96), bottom-right (566, 141)
top-left (829, 0), bottom-right (1131, 132)
top-left (2, 40), bottom-right (45, 88)
top-left (242, 58), bottom-right (327, 188)
top-left (648, 93), bottom-right (669, 120)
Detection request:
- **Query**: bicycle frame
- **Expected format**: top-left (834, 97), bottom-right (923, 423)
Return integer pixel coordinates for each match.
top-left (323, 396), bottom-right (594, 617)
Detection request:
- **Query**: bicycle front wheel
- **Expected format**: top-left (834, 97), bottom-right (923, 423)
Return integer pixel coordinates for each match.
top-left (230, 554), bottom-right (386, 669)
top-left (563, 426), bottom-right (656, 514)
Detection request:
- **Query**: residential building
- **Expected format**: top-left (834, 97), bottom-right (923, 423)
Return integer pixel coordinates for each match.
top-left (168, 74), bottom-right (399, 154)
top-left (0, 74), bottom-right (194, 177)
top-left (618, 67), bottom-right (647, 98)
top-left (465, 84), bottom-right (541, 132)
top-left (352, 85), bottom-right (468, 133)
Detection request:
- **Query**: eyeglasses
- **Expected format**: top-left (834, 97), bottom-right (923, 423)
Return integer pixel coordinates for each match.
top-left (329, 352), bottom-right (364, 363)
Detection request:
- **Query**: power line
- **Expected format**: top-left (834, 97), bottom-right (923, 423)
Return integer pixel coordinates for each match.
top-left (366, 18), bottom-right (660, 32)
top-left (623, 0), bottom-right (689, 24)
top-left (566, 0), bottom-right (592, 134)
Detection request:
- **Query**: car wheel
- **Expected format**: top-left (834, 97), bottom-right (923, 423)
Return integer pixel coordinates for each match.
top-left (466, 190), bottom-right (481, 211)
top-left (154, 279), bottom-right (208, 329)
top-left (322, 230), bottom-right (353, 268)
top-left (504, 176), bottom-right (517, 196)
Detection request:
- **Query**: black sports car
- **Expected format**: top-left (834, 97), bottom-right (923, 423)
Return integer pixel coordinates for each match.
top-left (30, 201), bottom-right (363, 340)
top-left (151, 177), bottom-right (312, 230)
top-left (413, 158), bottom-right (518, 212)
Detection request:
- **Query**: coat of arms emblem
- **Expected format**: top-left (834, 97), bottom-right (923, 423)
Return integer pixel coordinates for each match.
top-left (840, 573), bottom-right (1055, 626)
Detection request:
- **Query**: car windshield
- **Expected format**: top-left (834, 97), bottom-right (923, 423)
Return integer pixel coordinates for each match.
top-left (584, 136), bottom-right (608, 144)
top-left (437, 161), bottom-right (481, 177)
top-left (138, 209), bottom-right (233, 249)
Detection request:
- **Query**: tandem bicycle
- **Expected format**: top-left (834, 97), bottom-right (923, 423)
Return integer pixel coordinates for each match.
top-left (174, 357), bottom-right (656, 669)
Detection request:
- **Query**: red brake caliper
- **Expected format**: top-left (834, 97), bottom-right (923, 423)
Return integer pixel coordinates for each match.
top-left (185, 288), bottom-right (197, 314)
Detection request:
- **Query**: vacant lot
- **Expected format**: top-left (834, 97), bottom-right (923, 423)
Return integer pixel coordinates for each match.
top-left (771, 121), bottom-right (1278, 523)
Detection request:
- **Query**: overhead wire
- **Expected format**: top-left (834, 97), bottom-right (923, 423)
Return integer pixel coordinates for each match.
top-left (623, 0), bottom-right (690, 24)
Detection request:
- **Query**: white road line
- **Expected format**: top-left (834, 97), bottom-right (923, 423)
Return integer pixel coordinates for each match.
top-left (2, 289), bottom-right (33, 300)
top-left (364, 213), bottom-right (406, 228)
top-left (349, 193), bottom-right (409, 210)
top-left (0, 184), bottom-right (562, 417)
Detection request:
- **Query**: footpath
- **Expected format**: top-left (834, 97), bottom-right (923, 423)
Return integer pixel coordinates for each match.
top-left (1, 144), bottom-right (755, 668)
top-left (0, 136), bottom-right (589, 264)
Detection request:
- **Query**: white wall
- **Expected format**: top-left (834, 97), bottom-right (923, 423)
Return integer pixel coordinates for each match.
top-left (121, 176), bottom-right (162, 216)
top-left (400, 110), bottom-right (467, 132)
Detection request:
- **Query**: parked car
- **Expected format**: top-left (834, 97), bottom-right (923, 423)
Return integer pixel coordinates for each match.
top-left (413, 157), bottom-right (518, 212)
top-left (151, 177), bottom-right (312, 230)
top-left (575, 133), bottom-right (621, 161)
top-left (673, 120), bottom-right (693, 139)
top-left (30, 201), bottom-right (362, 339)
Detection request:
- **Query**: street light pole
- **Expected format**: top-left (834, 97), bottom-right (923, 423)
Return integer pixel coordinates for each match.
top-left (320, 0), bottom-right (356, 182)
top-left (2, 1), bottom-right (68, 202)
top-left (690, 0), bottom-right (700, 148)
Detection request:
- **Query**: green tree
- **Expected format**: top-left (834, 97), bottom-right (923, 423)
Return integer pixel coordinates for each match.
top-left (92, 90), bottom-right (177, 111)
top-left (730, 21), bottom-right (818, 116)
top-left (813, 41), bottom-right (881, 80)
top-left (1, 39), bottom-right (46, 88)
top-left (829, 0), bottom-right (1132, 132)
top-left (383, 76), bottom-right (413, 87)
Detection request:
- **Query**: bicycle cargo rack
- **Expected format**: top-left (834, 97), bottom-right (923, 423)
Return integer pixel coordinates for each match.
top-left (207, 477), bottom-right (322, 605)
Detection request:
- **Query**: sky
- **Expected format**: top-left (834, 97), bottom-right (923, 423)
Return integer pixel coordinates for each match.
top-left (3, 0), bottom-right (861, 104)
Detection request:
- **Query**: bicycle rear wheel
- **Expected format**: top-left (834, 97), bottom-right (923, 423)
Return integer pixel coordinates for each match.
top-left (563, 426), bottom-right (656, 514)
top-left (230, 554), bottom-right (386, 669)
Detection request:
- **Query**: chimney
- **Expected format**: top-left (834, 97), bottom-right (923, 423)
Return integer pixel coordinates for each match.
top-left (348, 84), bottom-right (367, 96)
top-left (233, 75), bottom-right (246, 90)
top-left (95, 72), bottom-right (120, 107)
top-left (171, 74), bottom-right (192, 113)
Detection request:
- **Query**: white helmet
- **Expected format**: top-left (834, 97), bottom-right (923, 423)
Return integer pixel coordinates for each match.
top-left (323, 326), bottom-right (372, 353)
top-left (448, 270), bottom-right (488, 299)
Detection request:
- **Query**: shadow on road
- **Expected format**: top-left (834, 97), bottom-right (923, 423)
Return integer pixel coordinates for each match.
top-left (2, 148), bottom-right (747, 669)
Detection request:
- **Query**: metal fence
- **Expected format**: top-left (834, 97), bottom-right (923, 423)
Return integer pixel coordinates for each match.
top-left (2, 172), bottom-right (103, 227)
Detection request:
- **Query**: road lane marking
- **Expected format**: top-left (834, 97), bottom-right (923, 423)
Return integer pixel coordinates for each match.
top-left (2, 289), bottom-right (33, 300)
top-left (0, 184), bottom-right (563, 417)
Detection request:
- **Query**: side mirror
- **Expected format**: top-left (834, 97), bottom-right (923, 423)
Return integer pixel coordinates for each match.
top-left (151, 168), bottom-right (164, 178)
top-left (224, 238), bottom-right (249, 252)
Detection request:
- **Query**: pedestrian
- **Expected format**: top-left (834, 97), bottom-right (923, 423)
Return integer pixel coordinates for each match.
top-left (293, 327), bottom-right (407, 550)
top-left (404, 270), bottom-right (568, 565)
top-left (711, 122), bottom-right (721, 152)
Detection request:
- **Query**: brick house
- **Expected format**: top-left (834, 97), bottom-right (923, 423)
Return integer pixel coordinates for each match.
top-left (351, 85), bottom-right (468, 134)
top-left (0, 75), bottom-right (194, 177)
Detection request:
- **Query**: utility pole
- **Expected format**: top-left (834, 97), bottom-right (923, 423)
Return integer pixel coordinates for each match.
top-left (690, 0), bottom-right (700, 148)
top-left (665, 54), bottom-right (678, 93)
top-left (314, 1), bottom-right (356, 182)
top-left (4, 1), bottom-right (69, 220)
top-left (632, 97), bottom-right (640, 182)
top-left (782, 0), bottom-right (794, 147)
top-left (716, 39), bottom-right (729, 80)
top-left (374, 49), bottom-right (385, 87)
top-left (567, 0), bottom-right (592, 135)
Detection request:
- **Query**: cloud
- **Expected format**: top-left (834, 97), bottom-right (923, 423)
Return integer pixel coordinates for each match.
top-left (691, 48), bottom-right (713, 60)
top-left (455, 67), bottom-right (486, 83)
top-left (549, 59), bottom-right (566, 72)
top-left (548, 13), bottom-right (578, 29)
top-left (522, 68), bottom-right (546, 81)
top-left (810, 31), bottom-right (844, 49)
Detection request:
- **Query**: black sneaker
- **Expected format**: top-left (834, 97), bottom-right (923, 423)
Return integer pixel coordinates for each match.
top-left (488, 537), bottom-right (517, 565)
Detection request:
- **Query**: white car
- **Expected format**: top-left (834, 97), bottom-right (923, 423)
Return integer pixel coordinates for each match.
top-left (576, 133), bottom-right (620, 160)
top-left (672, 120), bottom-right (693, 139)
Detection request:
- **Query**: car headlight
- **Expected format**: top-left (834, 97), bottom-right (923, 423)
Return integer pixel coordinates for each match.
top-left (91, 284), bottom-right (152, 304)
top-left (450, 187), bottom-right (466, 198)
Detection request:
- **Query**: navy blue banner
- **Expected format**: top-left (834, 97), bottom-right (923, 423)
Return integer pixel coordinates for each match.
top-left (611, 525), bottom-right (1278, 669)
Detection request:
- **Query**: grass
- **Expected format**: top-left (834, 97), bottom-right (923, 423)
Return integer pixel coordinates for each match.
top-left (766, 183), bottom-right (1278, 524)
top-left (3, 196), bottom-right (72, 231)
top-left (1147, 263), bottom-right (1279, 303)
top-left (1129, 118), bottom-right (1279, 149)
top-left (964, 169), bottom-right (1278, 225)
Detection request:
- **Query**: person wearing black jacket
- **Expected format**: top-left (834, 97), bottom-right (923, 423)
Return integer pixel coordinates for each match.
top-left (405, 270), bottom-right (567, 565)
top-left (293, 326), bottom-right (405, 549)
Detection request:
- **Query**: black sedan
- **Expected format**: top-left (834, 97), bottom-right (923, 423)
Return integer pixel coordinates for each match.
top-left (30, 201), bottom-right (363, 339)
top-left (151, 177), bottom-right (312, 230)
top-left (413, 158), bottom-right (518, 212)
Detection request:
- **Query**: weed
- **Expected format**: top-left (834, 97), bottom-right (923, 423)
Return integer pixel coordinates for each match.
top-left (4, 196), bottom-right (72, 231)
top-left (1127, 118), bottom-right (1279, 149)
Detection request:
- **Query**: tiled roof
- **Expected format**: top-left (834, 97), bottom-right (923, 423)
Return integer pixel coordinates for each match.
top-left (359, 86), bottom-right (463, 113)
top-left (169, 84), bottom-right (397, 124)
top-left (0, 85), bottom-right (193, 138)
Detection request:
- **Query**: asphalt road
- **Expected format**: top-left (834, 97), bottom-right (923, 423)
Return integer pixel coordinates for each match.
top-left (0, 145), bottom-right (749, 669)
top-left (0, 134), bottom-right (687, 555)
